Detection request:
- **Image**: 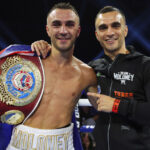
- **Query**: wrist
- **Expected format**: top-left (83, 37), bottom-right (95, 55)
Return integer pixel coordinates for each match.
top-left (112, 99), bottom-right (120, 113)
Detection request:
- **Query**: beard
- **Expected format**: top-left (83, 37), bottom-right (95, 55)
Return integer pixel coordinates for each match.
top-left (53, 40), bottom-right (75, 52)
top-left (100, 37), bottom-right (124, 54)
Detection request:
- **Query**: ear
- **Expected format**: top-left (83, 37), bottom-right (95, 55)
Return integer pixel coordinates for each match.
top-left (124, 25), bottom-right (128, 37)
top-left (95, 31), bottom-right (99, 41)
top-left (46, 25), bottom-right (50, 37)
top-left (76, 26), bottom-right (81, 37)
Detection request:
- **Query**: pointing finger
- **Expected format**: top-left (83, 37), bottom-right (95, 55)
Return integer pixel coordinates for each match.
top-left (87, 92), bottom-right (100, 98)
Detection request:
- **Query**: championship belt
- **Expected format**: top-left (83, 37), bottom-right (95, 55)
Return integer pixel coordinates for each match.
top-left (0, 45), bottom-right (44, 125)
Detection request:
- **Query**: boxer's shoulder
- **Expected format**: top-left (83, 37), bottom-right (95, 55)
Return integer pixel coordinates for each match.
top-left (73, 57), bottom-right (97, 85)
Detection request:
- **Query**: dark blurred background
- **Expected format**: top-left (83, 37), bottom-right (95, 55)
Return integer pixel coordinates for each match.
top-left (0, 1), bottom-right (150, 149)
top-left (0, 0), bottom-right (150, 63)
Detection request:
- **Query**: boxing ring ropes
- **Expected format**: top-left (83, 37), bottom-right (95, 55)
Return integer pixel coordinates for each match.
top-left (75, 99), bottom-right (95, 133)
top-left (76, 84), bottom-right (101, 133)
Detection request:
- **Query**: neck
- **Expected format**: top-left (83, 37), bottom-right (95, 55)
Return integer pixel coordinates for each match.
top-left (105, 45), bottom-right (129, 60)
top-left (48, 45), bottom-right (74, 66)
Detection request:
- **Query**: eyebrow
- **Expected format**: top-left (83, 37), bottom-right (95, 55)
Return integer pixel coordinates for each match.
top-left (98, 24), bottom-right (107, 29)
top-left (52, 20), bottom-right (75, 23)
top-left (111, 21), bottom-right (121, 26)
top-left (51, 20), bottom-right (61, 24)
top-left (65, 20), bottom-right (75, 25)
top-left (98, 21), bottom-right (121, 28)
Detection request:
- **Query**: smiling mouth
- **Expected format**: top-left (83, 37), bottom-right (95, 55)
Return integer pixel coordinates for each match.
top-left (106, 40), bottom-right (114, 44)
top-left (56, 37), bottom-right (71, 42)
top-left (105, 38), bottom-right (117, 44)
top-left (57, 38), bottom-right (71, 45)
top-left (58, 38), bottom-right (70, 40)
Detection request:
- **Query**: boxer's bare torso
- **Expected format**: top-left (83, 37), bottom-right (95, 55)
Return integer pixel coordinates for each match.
top-left (24, 55), bottom-right (97, 129)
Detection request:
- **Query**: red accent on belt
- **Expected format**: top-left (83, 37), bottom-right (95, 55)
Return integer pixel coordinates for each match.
top-left (112, 99), bottom-right (120, 113)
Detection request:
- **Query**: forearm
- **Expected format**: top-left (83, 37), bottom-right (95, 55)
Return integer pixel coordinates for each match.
top-left (88, 96), bottom-right (98, 110)
top-left (87, 85), bottom-right (98, 110)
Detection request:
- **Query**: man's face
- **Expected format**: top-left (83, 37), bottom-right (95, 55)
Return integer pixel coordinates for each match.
top-left (46, 9), bottom-right (80, 52)
top-left (95, 11), bottom-right (128, 54)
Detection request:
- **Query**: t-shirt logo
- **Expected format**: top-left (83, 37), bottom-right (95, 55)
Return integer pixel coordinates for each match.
top-left (113, 71), bottom-right (134, 85)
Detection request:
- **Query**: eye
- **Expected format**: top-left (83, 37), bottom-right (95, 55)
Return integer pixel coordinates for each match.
top-left (98, 24), bottom-right (108, 31)
top-left (52, 21), bottom-right (61, 27)
top-left (111, 22), bottom-right (121, 28)
top-left (66, 21), bottom-right (75, 27)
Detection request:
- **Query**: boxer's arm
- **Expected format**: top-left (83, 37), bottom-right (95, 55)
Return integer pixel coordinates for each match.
top-left (86, 68), bottom-right (98, 109)
top-left (31, 40), bottom-right (51, 58)
top-left (87, 85), bottom-right (98, 109)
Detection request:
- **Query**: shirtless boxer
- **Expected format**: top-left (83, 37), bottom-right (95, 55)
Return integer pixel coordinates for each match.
top-left (7, 2), bottom-right (97, 150)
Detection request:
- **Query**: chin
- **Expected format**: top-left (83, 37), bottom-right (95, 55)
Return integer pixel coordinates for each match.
top-left (106, 47), bottom-right (119, 53)
top-left (58, 47), bottom-right (72, 52)
top-left (55, 41), bottom-right (74, 52)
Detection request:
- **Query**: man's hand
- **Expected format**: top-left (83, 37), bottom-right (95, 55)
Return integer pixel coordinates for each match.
top-left (87, 92), bottom-right (115, 112)
top-left (31, 40), bottom-right (51, 58)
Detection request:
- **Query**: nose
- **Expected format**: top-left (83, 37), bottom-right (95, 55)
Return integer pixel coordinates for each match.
top-left (59, 25), bottom-right (68, 34)
top-left (106, 27), bottom-right (115, 37)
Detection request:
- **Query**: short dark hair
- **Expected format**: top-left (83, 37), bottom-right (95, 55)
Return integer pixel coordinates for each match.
top-left (95, 6), bottom-right (126, 24)
top-left (47, 2), bottom-right (80, 22)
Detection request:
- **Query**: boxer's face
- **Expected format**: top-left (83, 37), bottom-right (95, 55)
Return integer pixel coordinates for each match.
top-left (95, 11), bottom-right (128, 54)
top-left (46, 9), bottom-right (80, 52)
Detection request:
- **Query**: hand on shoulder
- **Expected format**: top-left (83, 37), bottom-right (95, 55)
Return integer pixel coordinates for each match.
top-left (31, 40), bottom-right (51, 58)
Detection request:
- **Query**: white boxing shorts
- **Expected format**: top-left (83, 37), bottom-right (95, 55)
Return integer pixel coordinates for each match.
top-left (7, 123), bottom-right (74, 150)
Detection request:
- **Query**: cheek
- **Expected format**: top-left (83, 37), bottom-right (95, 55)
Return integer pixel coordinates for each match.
top-left (119, 32), bottom-right (126, 40)
top-left (120, 28), bottom-right (126, 37)
top-left (47, 29), bottom-right (53, 37)
top-left (72, 28), bottom-right (80, 37)
top-left (70, 31), bottom-right (77, 39)
top-left (49, 28), bottom-right (58, 35)
top-left (97, 34), bottom-right (104, 42)
top-left (48, 32), bottom-right (52, 37)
